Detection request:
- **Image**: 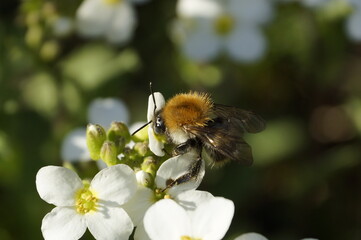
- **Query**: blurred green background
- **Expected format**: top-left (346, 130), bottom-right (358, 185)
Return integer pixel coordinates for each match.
top-left (1, 0), bottom-right (361, 239)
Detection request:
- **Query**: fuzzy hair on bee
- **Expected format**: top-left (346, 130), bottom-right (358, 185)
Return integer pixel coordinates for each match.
top-left (132, 87), bottom-right (266, 190)
top-left (153, 91), bottom-right (266, 167)
top-left (161, 92), bottom-right (213, 144)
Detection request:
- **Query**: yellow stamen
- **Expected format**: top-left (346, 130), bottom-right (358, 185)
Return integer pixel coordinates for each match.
top-left (214, 14), bottom-right (234, 36)
top-left (102, 0), bottom-right (122, 5)
top-left (181, 236), bottom-right (202, 240)
top-left (75, 186), bottom-right (98, 215)
top-left (164, 194), bottom-right (172, 199)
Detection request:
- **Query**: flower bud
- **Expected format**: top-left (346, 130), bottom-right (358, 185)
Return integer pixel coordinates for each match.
top-left (86, 124), bottom-right (106, 160)
top-left (100, 141), bottom-right (118, 166)
top-left (136, 170), bottom-right (152, 187)
top-left (107, 122), bottom-right (131, 152)
top-left (133, 142), bottom-right (148, 157)
top-left (141, 156), bottom-right (157, 176)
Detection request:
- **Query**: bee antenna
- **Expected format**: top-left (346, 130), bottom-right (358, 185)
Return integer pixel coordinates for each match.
top-left (131, 120), bottom-right (152, 136)
top-left (150, 82), bottom-right (157, 114)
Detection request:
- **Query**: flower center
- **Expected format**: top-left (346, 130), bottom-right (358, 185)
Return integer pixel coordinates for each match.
top-left (181, 236), bottom-right (202, 240)
top-left (75, 182), bottom-right (98, 214)
top-left (153, 188), bottom-right (172, 201)
top-left (102, 0), bottom-right (122, 5)
top-left (214, 14), bottom-right (234, 36)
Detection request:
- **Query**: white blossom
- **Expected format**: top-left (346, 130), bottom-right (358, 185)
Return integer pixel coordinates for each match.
top-left (174, 0), bottom-right (274, 63)
top-left (122, 151), bottom-right (206, 226)
top-left (234, 233), bottom-right (268, 240)
top-left (88, 98), bottom-right (130, 127)
top-left (76, 0), bottom-right (137, 45)
top-left (61, 97), bottom-right (129, 165)
top-left (143, 197), bottom-right (234, 240)
top-left (36, 164), bottom-right (137, 240)
top-left (346, 8), bottom-right (361, 41)
top-left (234, 233), bottom-right (319, 240)
top-left (61, 128), bottom-right (90, 162)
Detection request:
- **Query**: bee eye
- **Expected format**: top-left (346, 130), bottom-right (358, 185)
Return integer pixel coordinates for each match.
top-left (154, 116), bottom-right (165, 134)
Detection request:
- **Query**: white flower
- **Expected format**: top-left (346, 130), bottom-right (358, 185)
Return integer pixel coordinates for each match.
top-left (147, 92), bottom-right (166, 157)
top-left (122, 151), bottom-right (206, 228)
top-left (76, 0), bottom-right (137, 45)
top-left (88, 98), bottom-right (130, 127)
top-left (143, 197), bottom-right (234, 240)
top-left (136, 170), bottom-right (152, 186)
top-left (61, 97), bottom-right (129, 165)
top-left (36, 164), bottom-right (137, 240)
top-left (234, 232), bottom-right (268, 240)
top-left (61, 128), bottom-right (90, 162)
top-left (174, 0), bottom-right (274, 63)
top-left (346, 8), bottom-right (361, 41)
top-left (234, 233), bottom-right (319, 240)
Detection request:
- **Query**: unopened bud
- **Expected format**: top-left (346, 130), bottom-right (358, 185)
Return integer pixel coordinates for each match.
top-left (107, 122), bottom-right (131, 152)
top-left (136, 170), bottom-right (152, 187)
top-left (86, 124), bottom-right (106, 160)
top-left (134, 142), bottom-right (148, 156)
top-left (141, 156), bottom-right (157, 176)
top-left (100, 141), bottom-right (118, 166)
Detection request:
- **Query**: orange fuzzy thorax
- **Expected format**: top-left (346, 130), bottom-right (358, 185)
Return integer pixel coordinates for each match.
top-left (162, 92), bottom-right (213, 131)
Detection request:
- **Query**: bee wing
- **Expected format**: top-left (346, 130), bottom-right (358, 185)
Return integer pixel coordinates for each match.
top-left (184, 122), bottom-right (254, 165)
top-left (213, 104), bottom-right (266, 133)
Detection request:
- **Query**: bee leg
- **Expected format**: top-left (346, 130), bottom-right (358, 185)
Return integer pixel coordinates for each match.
top-left (164, 157), bottom-right (203, 190)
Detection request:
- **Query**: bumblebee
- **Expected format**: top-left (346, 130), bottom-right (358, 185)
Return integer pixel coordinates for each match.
top-left (135, 89), bottom-right (266, 188)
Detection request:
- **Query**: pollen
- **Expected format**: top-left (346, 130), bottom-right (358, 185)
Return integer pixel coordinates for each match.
top-left (181, 236), bottom-right (202, 240)
top-left (75, 183), bottom-right (98, 214)
top-left (214, 14), bottom-right (234, 36)
top-left (102, 0), bottom-right (122, 5)
top-left (162, 92), bottom-right (213, 131)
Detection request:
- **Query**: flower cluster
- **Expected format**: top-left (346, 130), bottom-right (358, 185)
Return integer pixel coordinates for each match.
top-left (76, 0), bottom-right (149, 45)
top-left (36, 92), bottom-right (234, 240)
top-left (36, 92), bottom-right (319, 240)
top-left (172, 0), bottom-right (274, 63)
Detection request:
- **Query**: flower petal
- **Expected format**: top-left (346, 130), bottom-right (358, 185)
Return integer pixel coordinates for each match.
top-left (88, 98), bottom-right (129, 128)
top-left (148, 127), bottom-right (165, 156)
top-left (86, 205), bottom-right (134, 240)
top-left (147, 92), bottom-right (165, 121)
top-left (226, 26), bottom-right (266, 63)
top-left (134, 221), bottom-right (151, 240)
top-left (181, 19), bottom-right (222, 62)
top-left (174, 190), bottom-right (214, 212)
top-left (143, 199), bottom-right (191, 240)
top-left (177, 0), bottom-right (222, 18)
top-left (105, 2), bottom-right (137, 45)
top-left (41, 206), bottom-right (86, 240)
top-left (234, 232), bottom-right (268, 240)
top-left (192, 197), bottom-right (234, 240)
top-left (228, 0), bottom-right (274, 25)
top-left (36, 166), bottom-right (83, 206)
top-left (155, 152), bottom-right (205, 195)
top-left (90, 164), bottom-right (137, 205)
top-left (122, 186), bottom-right (154, 226)
top-left (346, 10), bottom-right (361, 42)
top-left (61, 128), bottom-right (90, 162)
top-left (76, 0), bottom-right (112, 37)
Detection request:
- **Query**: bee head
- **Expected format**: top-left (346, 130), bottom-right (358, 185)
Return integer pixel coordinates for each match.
top-left (154, 111), bottom-right (166, 135)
